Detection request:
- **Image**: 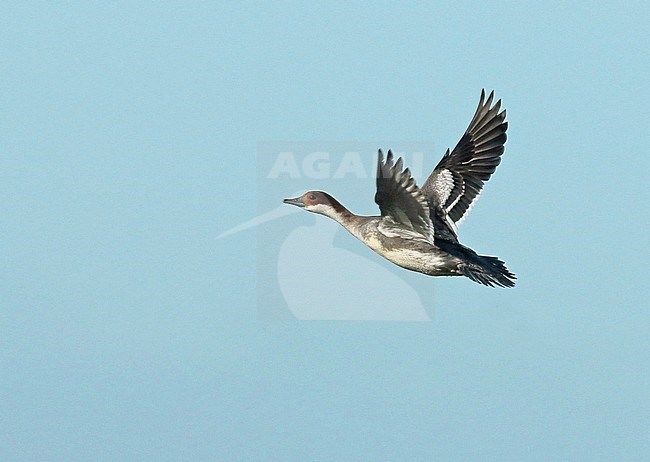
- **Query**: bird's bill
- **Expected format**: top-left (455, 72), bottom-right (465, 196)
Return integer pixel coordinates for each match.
top-left (283, 197), bottom-right (305, 208)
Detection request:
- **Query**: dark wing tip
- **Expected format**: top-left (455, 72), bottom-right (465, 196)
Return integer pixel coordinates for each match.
top-left (395, 156), bottom-right (403, 173)
top-left (376, 149), bottom-right (383, 179)
top-left (485, 90), bottom-right (494, 109)
top-left (385, 150), bottom-right (394, 170)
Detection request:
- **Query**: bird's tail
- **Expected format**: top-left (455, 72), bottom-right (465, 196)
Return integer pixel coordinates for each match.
top-left (459, 254), bottom-right (516, 288)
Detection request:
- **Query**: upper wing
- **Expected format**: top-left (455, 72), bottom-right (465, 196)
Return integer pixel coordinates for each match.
top-left (422, 89), bottom-right (508, 235)
top-left (375, 149), bottom-right (432, 241)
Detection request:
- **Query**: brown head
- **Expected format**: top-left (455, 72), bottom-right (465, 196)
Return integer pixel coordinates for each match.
top-left (283, 191), bottom-right (350, 218)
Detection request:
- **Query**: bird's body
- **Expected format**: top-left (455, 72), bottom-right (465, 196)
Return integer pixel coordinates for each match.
top-left (314, 212), bottom-right (461, 277)
top-left (284, 90), bottom-right (516, 287)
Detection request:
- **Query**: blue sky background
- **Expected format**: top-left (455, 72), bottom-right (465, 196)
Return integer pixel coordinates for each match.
top-left (2, 2), bottom-right (649, 460)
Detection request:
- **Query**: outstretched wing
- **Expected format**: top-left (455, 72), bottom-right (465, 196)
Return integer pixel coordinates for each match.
top-left (422, 89), bottom-right (508, 235)
top-left (375, 149), bottom-right (432, 241)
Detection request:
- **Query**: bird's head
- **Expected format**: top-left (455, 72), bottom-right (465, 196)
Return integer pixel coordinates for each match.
top-left (283, 191), bottom-right (348, 218)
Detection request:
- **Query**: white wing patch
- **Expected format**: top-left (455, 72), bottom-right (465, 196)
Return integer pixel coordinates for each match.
top-left (432, 169), bottom-right (454, 205)
top-left (429, 168), bottom-right (462, 234)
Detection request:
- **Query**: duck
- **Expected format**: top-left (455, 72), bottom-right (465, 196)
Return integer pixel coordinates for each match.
top-left (283, 90), bottom-right (516, 287)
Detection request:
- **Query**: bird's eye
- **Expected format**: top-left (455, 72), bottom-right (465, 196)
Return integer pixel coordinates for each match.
top-left (308, 194), bottom-right (316, 201)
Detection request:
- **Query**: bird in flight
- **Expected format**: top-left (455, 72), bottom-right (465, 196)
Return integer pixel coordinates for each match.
top-left (283, 90), bottom-right (515, 287)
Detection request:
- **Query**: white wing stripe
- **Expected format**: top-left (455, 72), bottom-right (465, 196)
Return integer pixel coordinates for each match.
top-left (454, 189), bottom-right (482, 228)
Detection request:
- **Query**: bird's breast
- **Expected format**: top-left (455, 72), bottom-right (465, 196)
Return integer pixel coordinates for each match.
top-left (363, 238), bottom-right (457, 276)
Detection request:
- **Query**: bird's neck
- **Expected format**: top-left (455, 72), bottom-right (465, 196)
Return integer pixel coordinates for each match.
top-left (320, 201), bottom-right (354, 225)
top-left (319, 201), bottom-right (374, 241)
